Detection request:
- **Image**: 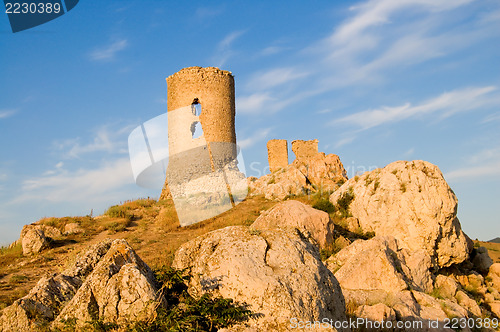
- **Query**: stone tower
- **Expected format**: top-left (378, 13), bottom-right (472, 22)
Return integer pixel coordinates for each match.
top-left (160, 67), bottom-right (246, 226)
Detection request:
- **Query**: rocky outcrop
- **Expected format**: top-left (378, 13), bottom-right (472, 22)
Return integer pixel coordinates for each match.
top-left (63, 222), bottom-right (84, 235)
top-left (21, 229), bottom-right (50, 255)
top-left (0, 240), bottom-right (112, 331)
top-left (0, 239), bottom-right (161, 331)
top-left (329, 160), bottom-right (471, 268)
top-left (249, 152), bottom-right (347, 200)
top-left (326, 236), bottom-right (433, 293)
top-left (54, 239), bottom-right (160, 328)
top-left (488, 263), bottom-right (500, 292)
top-left (172, 226), bottom-right (347, 331)
top-left (252, 200), bottom-right (334, 248)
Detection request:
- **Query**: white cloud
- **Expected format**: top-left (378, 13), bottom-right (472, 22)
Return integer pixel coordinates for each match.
top-left (445, 161), bottom-right (500, 180)
top-left (246, 68), bottom-right (310, 90)
top-left (238, 128), bottom-right (272, 149)
top-left (90, 39), bottom-right (128, 61)
top-left (334, 136), bottom-right (357, 148)
top-left (212, 30), bottom-right (245, 67)
top-left (332, 86), bottom-right (498, 130)
top-left (333, 0), bottom-right (473, 44)
top-left (54, 124), bottom-right (133, 159)
top-left (195, 7), bottom-right (224, 18)
top-left (0, 109), bottom-right (16, 119)
top-left (236, 93), bottom-right (274, 114)
top-left (14, 158), bottom-right (134, 204)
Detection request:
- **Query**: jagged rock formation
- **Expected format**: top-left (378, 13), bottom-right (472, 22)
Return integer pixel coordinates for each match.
top-left (326, 236), bottom-right (433, 293)
top-left (0, 239), bottom-right (161, 331)
top-left (172, 226), bottom-right (347, 331)
top-left (249, 152), bottom-right (347, 200)
top-left (252, 200), bottom-right (334, 248)
top-left (330, 160), bottom-right (471, 268)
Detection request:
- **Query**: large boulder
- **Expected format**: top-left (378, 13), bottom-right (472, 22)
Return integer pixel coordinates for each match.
top-left (326, 236), bottom-right (433, 293)
top-left (252, 200), bottom-right (334, 248)
top-left (292, 153), bottom-right (347, 192)
top-left (329, 160), bottom-right (471, 268)
top-left (172, 226), bottom-right (347, 331)
top-left (54, 239), bottom-right (160, 328)
top-left (20, 223), bottom-right (62, 240)
top-left (487, 263), bottom-right (500, 292)
top-left (0, 240), bottom-right (113, 331)
top-left (22, 229), bottom-right (50, 255)
top-left (1, 239), bottom-right (161, 331)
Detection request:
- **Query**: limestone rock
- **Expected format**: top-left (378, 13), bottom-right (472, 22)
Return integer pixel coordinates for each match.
top-left (487, 263), bottom-right (500, 292)
top-left (249, 153), bottom-right (347, 200)
top-left (355, 303), bottom-right (396, 322)
top-left (20, 224), bottom-right (61, 241)
top-left (434, 275), bottom-right (458, 299)
top-left (252, 200), bottom-right (334, 248)
top-left (1, 239), bottom-right (161, 331)
top-left (326, 236), bottom-right (433, 293)
top-left (329, 160), bottom-right (471, 268)
top-left (488, 301), bottom-right (500, 318)
top-left (63, 222), bottom-right (84, 235)
top-left (55, 239), bottom-right (160, 327)
top-left (455, 290), bottom-right (482, 317)
top-left (0, 274), bottom-right (82, 331)
top-left (0, 241), bottom-right (113, 331)
top-left (472, 246), bottom-right (494, 274)
top-left (292, 152), bottom-right (347, 192)
top-left (172, 226), bottom-right (347, 331)
top-left (22, 229), bottom-right (50, 255)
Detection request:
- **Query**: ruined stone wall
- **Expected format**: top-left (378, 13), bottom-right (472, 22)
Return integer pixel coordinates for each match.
top-left (267, 139), bottom-right (288, 172)
top-left (291, 139), bottom-right (319, 161)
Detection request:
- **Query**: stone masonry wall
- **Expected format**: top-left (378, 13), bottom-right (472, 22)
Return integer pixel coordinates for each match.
top-left (267, 139), bottom-right (288, 172)
top-left (291, 139), bottom-right (319, 161)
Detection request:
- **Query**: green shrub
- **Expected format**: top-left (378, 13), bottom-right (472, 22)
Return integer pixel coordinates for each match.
top-left (336, 188), bottom-right (355, 218)
top-left (129, 267), bottom-right (252, 332)
top-left (105, 205), bottom-right (132, 220)
top-left (312, 199), bottom-right (336, 214)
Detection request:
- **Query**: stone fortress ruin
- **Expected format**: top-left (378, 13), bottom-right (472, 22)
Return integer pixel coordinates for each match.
top-left (160, 67), bottom-right (247, 226)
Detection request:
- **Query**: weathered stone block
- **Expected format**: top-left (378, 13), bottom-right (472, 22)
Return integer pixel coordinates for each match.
top-left (291, 139), bottom-right (318, 160)
top-left (267, 139), bottom-right (288, 172)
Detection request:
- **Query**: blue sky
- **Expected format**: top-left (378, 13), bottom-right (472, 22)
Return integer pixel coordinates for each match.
top-left (0, 0), bottom-right (499, 245)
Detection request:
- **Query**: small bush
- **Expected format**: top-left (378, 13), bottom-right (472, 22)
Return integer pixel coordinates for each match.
top-left (129, 267), bottom-right (252, 332)
top-left (312, 199), bottom-right (336, 214)
top-left (105, 205), bottom-right (132, 220)
top-left (400, 182), bottom-right (407, 193)
top-left (336, 188), bottom-right (355, 218)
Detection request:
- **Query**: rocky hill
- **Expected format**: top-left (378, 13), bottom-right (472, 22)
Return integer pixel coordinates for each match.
top-left (1, 153), bottom-right (500, 331)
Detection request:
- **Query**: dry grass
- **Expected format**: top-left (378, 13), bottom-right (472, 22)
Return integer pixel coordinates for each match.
top-left (0, 195), bottom-right (278, 310)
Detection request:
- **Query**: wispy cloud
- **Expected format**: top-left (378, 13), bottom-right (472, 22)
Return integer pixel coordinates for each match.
top-left (446, 161), bottom-right (500, 180)
top-left (332, 86), bottom-right (498, 130)
top-left (14, 158), bottom-right (134, 204)
top-left (212, 30), bottom-right (245, 67)
top-left (238, 128), bottom-right (272, 149)
top-left (246, 68), bottom-right (310, 90)
top-left (53, 124), bottom-right (133, 159)
top-left (195, 6), bottom-right (224, 19)
top-left (237, 93), bottom-right (274, 114)
top-left (0, 109), bottom-right (16, 119)
top-left (89, 39), bottom-right (128, 61)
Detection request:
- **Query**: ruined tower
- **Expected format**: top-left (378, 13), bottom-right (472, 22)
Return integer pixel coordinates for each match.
top-left (160, 67), bottom-right (246, 226)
